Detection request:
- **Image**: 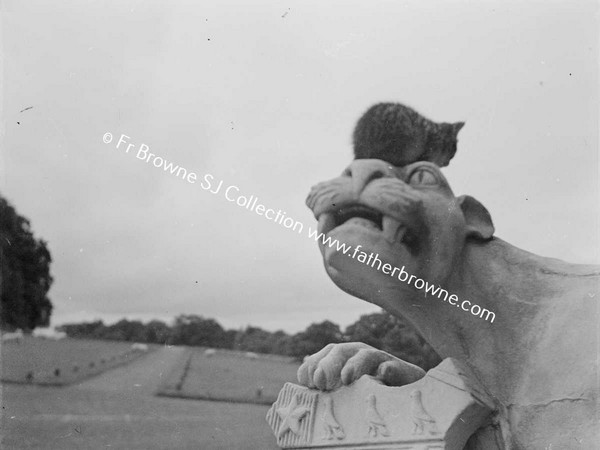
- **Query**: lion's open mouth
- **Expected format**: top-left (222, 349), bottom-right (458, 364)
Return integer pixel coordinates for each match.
top-left (329, 204), bottom-right (418, 249)
top-left (334, 205), bottom-right (383, 229)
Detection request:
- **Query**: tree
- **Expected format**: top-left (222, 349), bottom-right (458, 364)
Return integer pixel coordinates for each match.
top-left (104, 319), bottom-right (147, 342)
top-left (345, 311), bottom-right (441, 371)
top-left (271, 330), bottom-right (292, 355)
top-left (170, 314), bottom-right (228, 347)
top-left (144, 320), bottom-right (171, 344)
top-left (0, 196), bottom-right (53, 331)
top-left (234, 326), bottom-right (273, 353)
top-left (288, 320), bottom-right (344, 358)
top-left (58, 320), bottom-right (106, 339)
top-left (344, 311), bottom-right (396, 348)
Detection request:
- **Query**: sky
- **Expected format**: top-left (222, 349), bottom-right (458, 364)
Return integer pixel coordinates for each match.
top-left (1, 0), bottom-right (598, 333)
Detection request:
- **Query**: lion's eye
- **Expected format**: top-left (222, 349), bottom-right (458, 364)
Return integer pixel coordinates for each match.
top-left (408, 169), bottom-right (437, 186)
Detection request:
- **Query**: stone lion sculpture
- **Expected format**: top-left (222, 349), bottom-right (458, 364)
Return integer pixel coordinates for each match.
top-left (299, 158), bottom-right (599, 449)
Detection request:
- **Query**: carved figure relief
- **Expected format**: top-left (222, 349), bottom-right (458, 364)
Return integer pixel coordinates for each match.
top-left (321, 396), bottom-right (345, 440)
top-left (409, 390), bottom-right (439, 435)
top-left (365, 394), bottom-right (390, 438)
top-left (276, 394), bottom-right (310, 439)
top-left (266, 383), bottom-right (319, 447)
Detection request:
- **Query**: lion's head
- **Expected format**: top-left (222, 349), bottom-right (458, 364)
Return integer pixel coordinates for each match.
top-left (306, 159), bottom-right (495, 309)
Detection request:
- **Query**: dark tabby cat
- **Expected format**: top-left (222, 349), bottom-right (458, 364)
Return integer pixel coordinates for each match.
top-left (353, 103), bottom-right (465, 167)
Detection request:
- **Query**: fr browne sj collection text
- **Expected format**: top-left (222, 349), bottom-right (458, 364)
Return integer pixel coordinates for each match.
top-left (102, 132), bottom-right (495, 323)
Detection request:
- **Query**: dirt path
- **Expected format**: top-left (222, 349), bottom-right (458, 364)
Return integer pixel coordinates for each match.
top-left (73, 344), bottom-right (184, 395)
top-left (1, 347), bottom-right (279, 449)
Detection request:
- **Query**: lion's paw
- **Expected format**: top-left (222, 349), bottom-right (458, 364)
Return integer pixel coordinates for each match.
top-left (297, 342), bottom-right (426, 391)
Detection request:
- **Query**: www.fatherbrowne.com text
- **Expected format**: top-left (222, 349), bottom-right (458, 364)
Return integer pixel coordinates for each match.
top-left (307, 229), bottom-right (496, 323)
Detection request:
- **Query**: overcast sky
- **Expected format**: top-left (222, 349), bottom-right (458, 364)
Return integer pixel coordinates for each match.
top-left (2, 0), bottom-right (598, 333)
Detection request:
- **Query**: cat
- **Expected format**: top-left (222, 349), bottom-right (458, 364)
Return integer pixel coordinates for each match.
top-left (353, 103), bottom-right (465, 167)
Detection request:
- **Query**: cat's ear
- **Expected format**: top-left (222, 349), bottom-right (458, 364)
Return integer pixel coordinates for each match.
top-left (452, 122), bottom-right (465, 137)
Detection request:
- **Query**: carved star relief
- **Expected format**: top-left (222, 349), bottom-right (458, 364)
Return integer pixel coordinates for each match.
top-left (276, 394), bottom-right (310, 439)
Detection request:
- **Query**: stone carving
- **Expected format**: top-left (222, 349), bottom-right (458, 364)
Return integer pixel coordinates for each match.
top-left (277, 394), bottom-right (310, 439)
top-left (365, 394), bottom-right (390, 438)
top-left (409, 390), bottom-right (439, 435)
top-left (300, 155), bottom-right (599, 448)
top-left (266, 383), bottom-right (317, 447)
top-left (266, 359), bottom-right (494, 449)
top-left (321, 397), bottom-right (345, 440)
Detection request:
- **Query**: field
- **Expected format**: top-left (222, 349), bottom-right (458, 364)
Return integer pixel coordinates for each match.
top-left (1, 339), bottom-right (298, 448)
top-left (1, 336), bottom-right (151, 385)
top-left (157, 348), bottom-right (301, 404)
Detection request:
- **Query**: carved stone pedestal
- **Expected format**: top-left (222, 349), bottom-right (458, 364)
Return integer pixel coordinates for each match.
top-left (266, 359), bottom-right (495, 450)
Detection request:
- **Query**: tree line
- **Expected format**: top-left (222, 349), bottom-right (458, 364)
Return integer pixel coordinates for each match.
top-left (58, 311), bottom-right (441, 370)
top-left (0, 194), bottom-right (440, 370)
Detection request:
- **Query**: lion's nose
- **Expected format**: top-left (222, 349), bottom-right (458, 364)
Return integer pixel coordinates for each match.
top-left (344, 159), bottom-right (397, 197)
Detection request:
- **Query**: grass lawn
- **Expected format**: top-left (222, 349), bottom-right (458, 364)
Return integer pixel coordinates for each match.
top-left (1, 336), bottom-right (153, 386)
top-left (157, 348), bottom-right (300, 405)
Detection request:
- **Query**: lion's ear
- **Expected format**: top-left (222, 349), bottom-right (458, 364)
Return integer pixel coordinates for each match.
top-left (458, 195), bottom-right (494, 240)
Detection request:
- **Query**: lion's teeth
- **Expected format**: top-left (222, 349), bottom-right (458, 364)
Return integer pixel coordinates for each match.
top-left (317, 213), bottom-right (336, 251)
top-left (382, 216), bottom-right (402, 243)
top-left (318, 213), bottom-right (336, 235)
top-left (395, 225), bottom-right (407, 243)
